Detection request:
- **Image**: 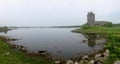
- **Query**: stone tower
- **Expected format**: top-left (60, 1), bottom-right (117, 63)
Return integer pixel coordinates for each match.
top-left (87, 12), bottom-right (95, 26)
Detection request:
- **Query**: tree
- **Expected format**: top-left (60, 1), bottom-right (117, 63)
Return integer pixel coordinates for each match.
top-left (104, 22), bottom-right (113, 27)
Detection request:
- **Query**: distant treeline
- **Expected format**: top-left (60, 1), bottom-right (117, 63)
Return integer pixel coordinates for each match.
top-left (9, 25), bottom-right (81, 28)
top-left (113, 23), bottom-right (120, 26)
top-left (50, 25), bottom-right (81, 28)
top-left (0, 26), bottom-right (11, 33)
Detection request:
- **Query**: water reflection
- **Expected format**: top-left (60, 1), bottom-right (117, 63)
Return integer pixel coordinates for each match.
top-left (0, 29), bottom-right (9, 33)
top-left (83, 33), bottom-right (106, 47)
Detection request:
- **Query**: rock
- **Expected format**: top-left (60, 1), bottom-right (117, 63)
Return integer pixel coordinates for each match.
top-left (103, 49), bottom-right (110, 58)
top-left (20, 47), bottom-right (27, 52)
top-left (7, 38), bottom-right (18, 41)
top-left (11, 44), bottom-right (16, 48)
top-left (100, 54), bottom-right (104, 57)
top-left (84, 60), bottom-right (89, 63)
top-left (79, 60), bottom-right (84, 64)
top-left (74, 61), bottom-right (79, 64)
top-left (94, 53), bottom-right (105, 63)
top-left (103, 50), bottom-right (109, 58)
top-left (105, 49), bottom-right (110, 53)
top-left (66, 60), bottom-right (74, 64)
top-left (15, 45), bottom-right (19, 49)
top-left (114, 61), bottom-right (120, 64)
top-left (54, 61), bottom-right (61, 64)
top-left (27, 50), bottom-right (32, 54)
top-left (38, 50), bottom-right (48, 55)
top-left (94, 54), bottom-right (101, 60)
top-left (99, 57), bottom-right (104, 62)
top-left (89, 60), bottom-right (94, 64)
top-left (82, 55), bottom-right (89, 60)
top-left (103, 52), bottom-right (109, 58)
top-left (83, 40), bottom-right (87, 43)
top-left (94, 60), bottom-right (100, 64)
top-left (38, 50), bottom-right (47, 53)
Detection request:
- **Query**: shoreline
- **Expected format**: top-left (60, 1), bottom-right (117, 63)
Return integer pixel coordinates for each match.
top-left (0, 31), bottom-right (108, 64)
top-left (0, 35), bottom-right (52, 64)
top-left (0, 25), bottom-right (120, 64)
top-left (72, 26), bottom-right (120, 64)
top-left (0, 27), bottom-right (109, 64)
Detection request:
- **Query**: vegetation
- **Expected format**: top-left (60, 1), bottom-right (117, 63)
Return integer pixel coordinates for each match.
top-left (0, 36), bottom-right (52, 64)
top-left (0, 26), bottom-right (11, 33)
top-left (50, 25), bottom-right (81, 28)
top-left (103, 35), bottom-right (120, 64)
top-left (113, 23), bottom-right (120, 26)
top-left (72, 25), bottom-right (120, 34)
top-left (104, 22), bottom-right (113, 27)
top-left (73, 24), bottom-right (120, 64)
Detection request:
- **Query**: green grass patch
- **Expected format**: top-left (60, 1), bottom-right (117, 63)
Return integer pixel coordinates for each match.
top-left (103, 35), bottom-right (120, 64)
top-left (73, 26), bottom-right (120, 34)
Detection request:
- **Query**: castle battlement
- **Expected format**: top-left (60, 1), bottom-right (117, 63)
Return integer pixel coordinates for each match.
top-left (87, 12), bottom-right (109, 26)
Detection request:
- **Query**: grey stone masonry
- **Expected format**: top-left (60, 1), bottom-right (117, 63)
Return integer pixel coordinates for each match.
top-left (87, 12), bottom-right (109, 26)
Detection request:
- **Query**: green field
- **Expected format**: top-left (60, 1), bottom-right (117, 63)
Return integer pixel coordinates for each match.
top-left (72, 26), bottom-right (120, 34)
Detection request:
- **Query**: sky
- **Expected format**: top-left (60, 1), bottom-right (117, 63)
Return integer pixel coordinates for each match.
top-left (0, 0), bottom-right (120, 26)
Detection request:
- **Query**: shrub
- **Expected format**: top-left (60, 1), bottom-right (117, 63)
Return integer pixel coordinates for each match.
top-left (104, 22), bottom-right (113, 27)
top-left (81, 24), bottom-right (89, 29)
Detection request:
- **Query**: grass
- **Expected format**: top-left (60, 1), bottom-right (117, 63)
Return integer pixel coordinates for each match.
top-left (73, 25), bottom-right (120, 64)
top-left (72, 26), bottom-right (120, 34)
top-left (103, 35), bottom-right (120, 64)
top-left (0, 36), bottom-right (52, 64)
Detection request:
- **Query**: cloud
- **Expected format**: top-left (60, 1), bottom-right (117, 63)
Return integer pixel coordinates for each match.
top-left (0, 0), bottom-right (120, 26)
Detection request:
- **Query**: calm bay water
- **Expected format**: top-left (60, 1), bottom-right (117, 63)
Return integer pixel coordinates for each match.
top-left (0, 28), bottom-right (106, 59)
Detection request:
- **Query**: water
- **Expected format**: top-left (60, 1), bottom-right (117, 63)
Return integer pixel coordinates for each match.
top-left (0, 28), bottom-right (106, 59)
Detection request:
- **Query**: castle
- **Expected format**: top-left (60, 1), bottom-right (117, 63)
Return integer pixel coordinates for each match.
top-left (87, 12), bottom-right (109, 26)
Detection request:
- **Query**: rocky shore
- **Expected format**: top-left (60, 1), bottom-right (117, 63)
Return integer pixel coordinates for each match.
top-left (6, 37), bottom-right (110, 64)
top-left (54, 49), bottom-right (110, 64)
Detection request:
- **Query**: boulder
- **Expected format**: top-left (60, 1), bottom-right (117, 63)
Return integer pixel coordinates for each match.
top-left (103, 52), bottom-right (109, 58)
top-left (89, 60), bottom-right (94, 64)
top-left (66, 60), bottom-right (74, 64)
top-left (82, 55), bottom-right (89, 60)
top-left (54, 61), bottom-right (61, 64)
top-left (114, 61), bottom-right (120, 64)
top-left (105, 49), bottom-right (110, 53)
top-left (94, 54), bottom-right (101, 60)
top-left (79, 60), bottom-right (84, 64)
top-left (74, 61), bottom-right (79, 64)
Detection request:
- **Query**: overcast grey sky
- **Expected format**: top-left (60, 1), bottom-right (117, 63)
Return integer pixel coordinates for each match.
top-left (0, 0), bottom-right (120, 26)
